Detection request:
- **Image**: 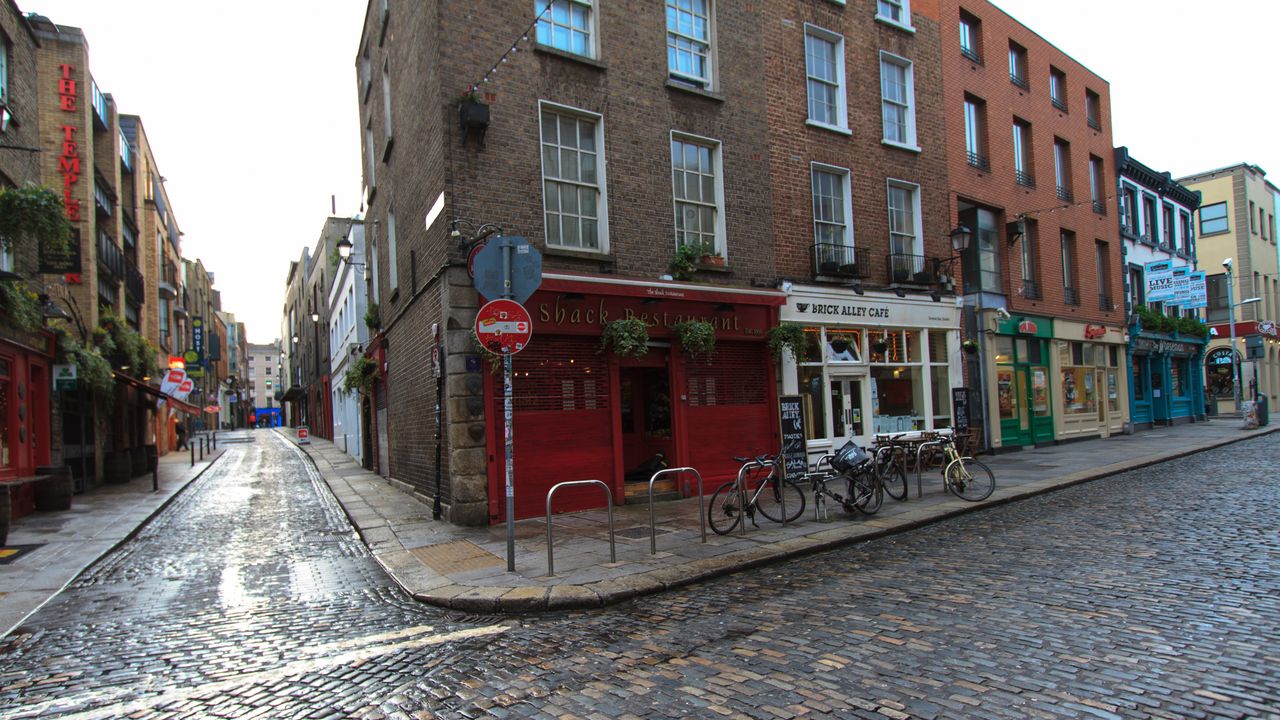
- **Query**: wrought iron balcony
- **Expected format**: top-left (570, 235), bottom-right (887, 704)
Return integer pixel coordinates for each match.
top-left (125, 256), bottom-right (145, 303)
top-left (1099, 293), bottom-right (1113, 312)
top-left (1093, 200), bottom-right (1107, 215)
top-left (97, 232), bottom-right (124, 284)
top-left (1051, 97), bottom-right (1068, 112)
top-left (1087, 116), bottom-right (1101, 131)
top-left (966, 151), bottom-right (990, 171)
top-left (1020, 279), bottom-right (1043, 300)
top-left (94, 178), bottom-right (114, 217)
top-left (1064, 287), bottom-right (1080, 306)
top-left (1015, 170), bottom-right (1035, 188)
top-left (812, 243), bottom-right (869, 279)
top-left (1056, 187), bottom-right (1073, 203)
top-left (887, 253), bottom-right (938, 285)
top-left (1010, 73), bottom-right (1029, 90)
top-left (159, 262), bottom-right (179, 299)
top-left (960, 46), bottom-right (981, 64)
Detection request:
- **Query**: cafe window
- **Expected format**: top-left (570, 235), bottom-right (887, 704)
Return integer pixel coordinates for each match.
top-left (869, 329), bottom-right (924, 433)
top-left (826, 329), bottom-right (863, 363)
top-left (799, 366), bottom-right (826, 442)
top-left (1170, 360), bottom-right (1185, 397)
top-left (1132, 360), bottom-right (1145, 401)
top-left (1060, 341), bottom-right (1099, 415)
top-left (927, 330), bottom-right (951, 428)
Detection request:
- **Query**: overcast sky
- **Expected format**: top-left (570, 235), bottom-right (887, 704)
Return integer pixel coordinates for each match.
top-left (22, 1), bottom-right (1278, 344)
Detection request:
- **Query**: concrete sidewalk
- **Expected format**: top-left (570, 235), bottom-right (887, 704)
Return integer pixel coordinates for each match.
top-left (0, 436), bottom-right (229, 637)
top-left (292, 420), bottom-right (1280, 614)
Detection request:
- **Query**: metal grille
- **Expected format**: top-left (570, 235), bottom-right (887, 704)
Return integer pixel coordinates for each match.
top-left (510, 337), bottom-right (609, 412)
top-left (687, 342), bottom-right (766, 407)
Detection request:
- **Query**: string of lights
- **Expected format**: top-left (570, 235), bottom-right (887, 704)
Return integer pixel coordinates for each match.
top-left (466, 5), bottom-right (552, 95)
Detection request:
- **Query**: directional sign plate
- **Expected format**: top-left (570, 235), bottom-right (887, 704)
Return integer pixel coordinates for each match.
top-left (475, 299), bottom-right (533, 356)
top-left (471, 236), bottom-right (543, 304)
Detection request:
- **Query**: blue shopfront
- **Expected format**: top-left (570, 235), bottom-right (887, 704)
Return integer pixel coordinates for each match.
top-left (1127, 334), bottom-right (1206, 429)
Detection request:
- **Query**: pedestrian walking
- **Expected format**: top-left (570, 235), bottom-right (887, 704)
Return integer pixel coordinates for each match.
top-left (175, 422), bottom-right (189, 451)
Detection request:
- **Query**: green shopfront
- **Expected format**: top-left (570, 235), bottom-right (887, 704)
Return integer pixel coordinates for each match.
top-left (992, 315), bottom-right (1055, 448)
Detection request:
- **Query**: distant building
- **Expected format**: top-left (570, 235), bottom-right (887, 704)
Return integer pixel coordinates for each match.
top-left (328, 220), bottom-right (368, 464)
top-left (246, 342), bottom-right (280, 427)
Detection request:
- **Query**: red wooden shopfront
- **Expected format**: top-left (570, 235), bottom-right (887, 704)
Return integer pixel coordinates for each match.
top-left (484, 274), bottom-right (784, 522)
top-left (2, 332), bottom-right (54, 519)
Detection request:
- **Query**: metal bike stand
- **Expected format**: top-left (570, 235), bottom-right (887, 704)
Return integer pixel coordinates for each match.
top-left (545, 479), bottom-right (615, 577)
top-left (647, 467), bottom-right (706, 555)
top-left (733, 460), bottom-right (766, 536)
top-left (810, 455), bottom-right (835, 522)
top-left (914, 439), bottom-right (947, 499)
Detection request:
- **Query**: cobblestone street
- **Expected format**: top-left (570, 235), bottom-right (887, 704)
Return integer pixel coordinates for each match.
top-left (1, 431), bottom-right (1278, 719)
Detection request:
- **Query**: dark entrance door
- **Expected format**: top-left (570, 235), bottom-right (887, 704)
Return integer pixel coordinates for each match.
top-left (619, 363), bottom-right (674, 498)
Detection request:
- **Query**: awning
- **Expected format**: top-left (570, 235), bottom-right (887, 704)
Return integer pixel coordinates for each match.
top-left (113, 371), bottom-right (201, 415)
top-left (281, 385), bottom-right (306, 402)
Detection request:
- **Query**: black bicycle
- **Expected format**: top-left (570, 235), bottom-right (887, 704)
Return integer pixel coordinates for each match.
top-left (807, 441), bottom-right (883, 519)
top-left (708, 455), bottom-right (806, 535)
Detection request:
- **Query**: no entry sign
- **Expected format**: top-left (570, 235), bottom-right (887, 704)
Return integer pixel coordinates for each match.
top-left (475, 299), bottom-right (532, 355)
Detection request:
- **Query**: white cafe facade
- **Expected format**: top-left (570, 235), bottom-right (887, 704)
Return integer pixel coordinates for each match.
top-left (779, 284), bottom-right (964, 463)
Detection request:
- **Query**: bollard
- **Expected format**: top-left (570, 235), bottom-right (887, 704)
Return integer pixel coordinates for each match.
top-left (199, 438), bottom-right (204, 461)
top-left (212, 432), bottom-right (217, 450)
top-left (190, 442), bottom-right (195, 467)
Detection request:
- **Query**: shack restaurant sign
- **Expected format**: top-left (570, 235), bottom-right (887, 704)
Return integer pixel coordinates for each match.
top-left (534, 291), bottom-right (772, 337)
top-left (782, 288), bottom-right (959, 329)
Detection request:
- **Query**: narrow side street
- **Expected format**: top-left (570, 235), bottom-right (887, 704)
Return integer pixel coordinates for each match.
top-left (1, 433), bottom-right (1277, 718)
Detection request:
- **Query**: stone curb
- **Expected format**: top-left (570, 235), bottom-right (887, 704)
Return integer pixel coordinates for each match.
top-left (293, 425), bottom-right (1280, 614)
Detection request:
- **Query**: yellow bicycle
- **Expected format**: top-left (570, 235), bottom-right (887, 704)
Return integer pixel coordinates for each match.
top-left (936, 434), bottom-right (995, 501)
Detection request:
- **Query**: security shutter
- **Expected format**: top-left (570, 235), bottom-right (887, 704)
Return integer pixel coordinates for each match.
top-left (685, 342), bottom-right (772, 485)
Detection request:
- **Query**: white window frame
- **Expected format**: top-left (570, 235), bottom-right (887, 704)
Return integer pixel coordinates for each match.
top-left (810, 162), bottom-right (854, 249)
top-left (879, 52), bottom-right (918, 151)
top-left (536, 0), bottom-right (597, 59)
top-left (386, 206), bottom-right (398, 292)
top-left (669, 131), bottom-right (726, 258)
top-left (538, 100), bottom-right (609, 254)
top-left (381, 59), bottom-right (393, 144)
top-left (666, 0), bottom-right (715, 89)
top-left (804, 24), bottom-right (848, 133)
top-left (886, 178), bottom-right (923, 257)
top-left (875, 0), bottom-right (914, 32)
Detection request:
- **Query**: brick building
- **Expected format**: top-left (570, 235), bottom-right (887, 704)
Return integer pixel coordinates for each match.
top-left (939, 0), bottom-right (1126, 449)
top-left (764, 0), bottom-right (963, 458)
top-left (357, 0), bottom-right (809, 524)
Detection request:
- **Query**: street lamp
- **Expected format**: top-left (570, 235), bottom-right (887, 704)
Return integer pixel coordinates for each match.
top-left (1222, 257), bottom-right (1262, 412)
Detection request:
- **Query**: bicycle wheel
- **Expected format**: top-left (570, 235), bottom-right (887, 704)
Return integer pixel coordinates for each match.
top-left (879, 458), bottom-right (908, 501)
top-left (708, 482), bottom-right (744, 535)
top-left (848, 471), bottom-right (883, 515)
top-left (944, 457), bottom-right (995, 501)
top-left (755, 476), bottom-right (806, 524)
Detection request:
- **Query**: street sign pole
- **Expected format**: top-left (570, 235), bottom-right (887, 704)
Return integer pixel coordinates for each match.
top-left (501, 236), bottom-right (516, 572)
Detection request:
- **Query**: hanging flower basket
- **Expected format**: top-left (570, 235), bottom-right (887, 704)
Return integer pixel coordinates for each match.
top-left (962, 339), bottom-right (979, 354)
top-left (767, 322), bottom-right (808, 362)
top-left (673, 320), bottom-right (716, 359)
top-left (600, 318), bottom-right (650, 359)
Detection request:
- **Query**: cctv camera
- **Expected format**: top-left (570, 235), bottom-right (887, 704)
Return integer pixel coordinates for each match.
top-left (995, 307), bottom-right (1011, 320)
top-left (1222, 258), bottom-right (1232, 270)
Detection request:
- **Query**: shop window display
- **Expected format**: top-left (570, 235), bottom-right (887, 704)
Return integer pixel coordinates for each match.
top-left (871, 365), bottom-right (924, 432)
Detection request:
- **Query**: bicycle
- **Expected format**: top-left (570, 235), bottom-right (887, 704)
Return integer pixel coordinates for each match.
top-left (808, 442), bottom-right (883, 520)
top-left (931, 431), bottom-right (995, 501)
top-left (707, 455), bottom-right (806, 535)
top-left (869, 441), bottom-right (910, 501)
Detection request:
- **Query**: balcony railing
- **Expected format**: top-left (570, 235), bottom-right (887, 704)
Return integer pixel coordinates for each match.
top-left (1099, 293), bottom-right (1113, 312)
top-left (1020, 279), bottom-right (1043, 300)
top-left (125, 256), bottom-right (145, 303)
top-left (1056, 187), bottom-right (1073, 203)
top-left (960, 46), bottom-right (981, 64)
top-left (1015, 170), bottom-right (1035, 188)
top-left (1064, 287), bottom-right (1079, 306)
top-left (887, 253), bottom-right (938, 285)
top-left (1087, 116), bottom-right (1101, 131)
top-left (812, 244), bottom-right (869, 279)
top-left (119, 128), bottom-right (133, 172)
top-left (94, 178), bottom-right (114, 217)
top-left (159, 262), bottom-right (179, 299)
top-left (91, 78), bottom-right (109, 129)
top-left (97, 232), bottom-right (125, 284)
top-left (1010, 73), bottom-right (1029, 90)
top-left (966, 151), bottom-right (990, 171)
top-left (1051, 97), bottom-right (1068, 112)
top-left (1092, 199), bottom-right (1107, 215)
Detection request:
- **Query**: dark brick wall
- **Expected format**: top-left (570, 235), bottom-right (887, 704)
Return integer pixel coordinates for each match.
top-left (939, 0), bottom-right (1123, 325)
top-left (0, 3), bottom-right (42, 196)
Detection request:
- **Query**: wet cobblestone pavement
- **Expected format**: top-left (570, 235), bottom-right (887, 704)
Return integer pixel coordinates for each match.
top-left (1, 431), bottom-right (1278, 719)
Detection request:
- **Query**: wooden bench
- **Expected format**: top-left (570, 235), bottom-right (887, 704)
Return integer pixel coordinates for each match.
top-left (0, 466), bottom-right (73, 545)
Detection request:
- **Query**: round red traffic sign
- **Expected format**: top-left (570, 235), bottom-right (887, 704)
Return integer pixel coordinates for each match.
top-left (475, 299), bottom-right (532, 356)
top-left (466, 240), bottom-right (487, 278)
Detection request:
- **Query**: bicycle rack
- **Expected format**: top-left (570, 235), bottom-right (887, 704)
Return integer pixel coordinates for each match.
top-left (545, 479), bottom-right (615, 577)
top-left (810, 455), bottom-right (835, 522)
top-left (733, 460), bottom-right (770, 536)
top-left (646, 467), bottom-right (706, 554)
top-left (914, 439), bottom-right (948, 499)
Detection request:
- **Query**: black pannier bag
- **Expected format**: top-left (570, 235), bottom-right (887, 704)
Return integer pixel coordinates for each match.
top-left (830, 440), bottom-right (870, 474)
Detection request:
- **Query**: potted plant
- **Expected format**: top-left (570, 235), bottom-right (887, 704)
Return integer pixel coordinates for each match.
top-left (838, 261), bottom-right (859, 276)
top-left (697, 243), bottom-right (725, 268)
top-left (458, 89), bottom-right (490, 129)
top-left (818, 259), bottom-right (840, 275)
top-left (341, 355), bottom-right (381, 395)
top-left (828, 335), bottom-right (851, 354)
top-left (767, 322), bottom-right (808, 362)
top-left (669, 243), bottom-right (700, 281)
top-left (600, 317), bottom-right (650, 359)
top-left (673, 320), bottom-right (716, 359)
top-left (364, 301), bottom-right (381, 331)
top-left (871, 338), bottom-right (889, 356)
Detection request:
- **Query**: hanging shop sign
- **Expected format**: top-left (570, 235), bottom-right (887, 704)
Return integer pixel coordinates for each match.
top-left (53, 364), bottom-right (77, 391)
top-left (1171, 266), bottom-right (1192, 306)
top-left (1018, 319), bottom-right (1038, 335)
top-left (39, 229), bottom-right (82, 274)
top-left (1084, 324), bottom-right (1106, 339)
top-left (1206, 347), bottom-right (1239, 366)
top-left (475, 299), bottom-right (532, 355)
top-left (1144, 260), bottom-right (1175, 303)
top-left (56, 64), bottom-right (83, 223)
top-left (782, 289), bottom-right (959, 329)
top-left (1259, 320), bottom-right (1278, 339)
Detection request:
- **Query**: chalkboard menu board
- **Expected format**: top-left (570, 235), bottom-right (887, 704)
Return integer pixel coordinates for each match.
top-left (952, 387), bottom-right (970, 433)
top-left (778, 395), bottom-right (808, 481)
